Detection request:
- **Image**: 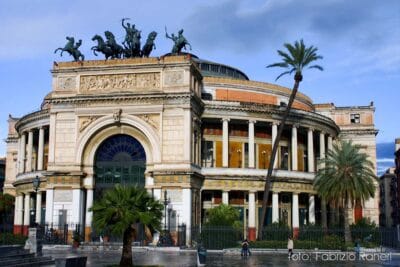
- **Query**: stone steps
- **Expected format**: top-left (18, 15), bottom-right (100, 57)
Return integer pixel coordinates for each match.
top-left (0, 246), bottom-right (54, 267)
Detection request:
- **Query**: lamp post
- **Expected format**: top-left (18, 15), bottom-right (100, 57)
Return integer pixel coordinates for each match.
top-left (32, 176), bottom-right (41, 226)
top-left (33, 175), bottom-right (41, 193)
top-left (167, 202), bottom-right (172, 233)
top-left (163, 190), bottom-right (171, 232)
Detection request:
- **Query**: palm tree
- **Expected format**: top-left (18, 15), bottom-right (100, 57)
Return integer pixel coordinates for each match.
top-left (314, 140), bottom-right (377, 243)
top-left (258, 40), bottom-right (323, 239)
top-left (90, 185), bottom-right (163, 267)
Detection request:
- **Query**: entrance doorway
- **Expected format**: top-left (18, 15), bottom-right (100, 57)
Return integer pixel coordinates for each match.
top-left (94, 134), bottom-right (146, 200)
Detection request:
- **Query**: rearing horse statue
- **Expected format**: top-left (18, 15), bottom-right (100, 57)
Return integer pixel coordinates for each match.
top-left (92, 35), bottom-right (114, 60)
top-left (54, 36), bottom-right (85, 61)
top-left (141, 31), bottom-right (157, 57)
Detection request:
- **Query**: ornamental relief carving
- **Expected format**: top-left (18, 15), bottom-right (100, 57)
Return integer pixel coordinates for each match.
top-left (136, 114), bottom-right (160, 132)
top-left (80, 73), bottom-right (160, 93)
top-left (79, 116), bottom-right (100, 132)
top-left (57, 76), bottom-right (76, 91)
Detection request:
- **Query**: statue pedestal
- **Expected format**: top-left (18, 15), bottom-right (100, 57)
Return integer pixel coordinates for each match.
top-left (24, 227), bottom-right (42, 256)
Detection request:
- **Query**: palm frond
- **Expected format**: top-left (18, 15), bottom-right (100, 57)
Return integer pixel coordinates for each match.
top-left (267, 39), bottom-right (323, 81)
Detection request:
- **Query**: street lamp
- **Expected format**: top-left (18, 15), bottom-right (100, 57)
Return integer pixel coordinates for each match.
top-left (31, 176), bottom-right (41, 227)
top-left (33, 175), bottom-right (41, 192)
top-left (163, 191), bottom-right (171, 232)
top-left (167, 202), bottom-right (173, 233)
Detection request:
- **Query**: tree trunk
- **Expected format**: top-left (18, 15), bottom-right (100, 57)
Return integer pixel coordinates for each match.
top-left (120, 226), bottom-right (135, 267)
top-left (321, 198), bottom-right (328, 230)
top-left (329, 201), bottom-right (336, 227)
top-left (258, 76), bottom-right (301, 239)
top-left (344, 197), bottom-right (352, 243)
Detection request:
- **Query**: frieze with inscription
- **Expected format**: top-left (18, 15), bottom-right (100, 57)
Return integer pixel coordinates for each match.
top-left (80, 73), bottom-right (160, 93)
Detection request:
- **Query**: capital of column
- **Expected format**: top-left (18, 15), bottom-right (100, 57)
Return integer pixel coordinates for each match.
top-left (248, 120), bottom-right (256, 124)
top-left (292, 123), bottom-right (299, 129)
top-left (221, 118), bottom-right (230, 122)
top-left (271, 121), bottom-right (280, 126)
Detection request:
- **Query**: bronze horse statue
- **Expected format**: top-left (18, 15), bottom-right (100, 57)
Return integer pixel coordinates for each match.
top-left (54, 36), bottom-right (85, 61)
top-left (141, 31), bottom-right (157, 57)
top-left (91, 35), bottom-right (114, 59)
top-left (165, 28), bottom-right (192, 54)
top-left (92, 32), bottom-right (123, 59)
top-left (104, 31), bottom-right (124, 58)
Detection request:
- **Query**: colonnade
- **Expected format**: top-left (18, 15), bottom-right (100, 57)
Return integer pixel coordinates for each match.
top-left (13, 191), bottom-right (42, 235)
top-left (218, 190), bottom-right (317, 240)
top-left (17, 127), bottom-right (46, 174)
top-left (218, 119), bottom-right (333, 172)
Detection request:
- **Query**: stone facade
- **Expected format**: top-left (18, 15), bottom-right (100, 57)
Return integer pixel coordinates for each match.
top-left (4, 55), bottom-right (379, 242)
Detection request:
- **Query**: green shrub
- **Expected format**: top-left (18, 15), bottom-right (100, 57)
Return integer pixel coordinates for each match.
top-left (250, 240), bottom-right (287, 249)
top-left (350, 218), bottom-right (379, 247)
top-left (251, 234), bottom-right (346, 250)
top-left (201, 226), bottom-right (242, 249)
top-left (261, 222), bottom-right (291, 241)
top-left (0, 233), bottom-right (27, 245)
top-left (298, 224), bottom-right (325, 241)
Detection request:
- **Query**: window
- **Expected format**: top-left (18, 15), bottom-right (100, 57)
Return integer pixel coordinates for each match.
top-left (280, 146), bottom-right (289, 170)
top-left (350, 114), bottom-right (360, 124)
top-left (201, 140), bottom-right (214, 167)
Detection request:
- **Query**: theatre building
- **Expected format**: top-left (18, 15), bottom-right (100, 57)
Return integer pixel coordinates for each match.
top-left (4, 55), bottom-right (378, 242)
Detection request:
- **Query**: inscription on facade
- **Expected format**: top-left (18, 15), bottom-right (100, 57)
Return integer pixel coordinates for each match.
top-left (54, 190), bottom-right (72, 202)
top-left (80, 73), bottom-right (160, 92)
top-left (165, 189), bottom-right (182, 202)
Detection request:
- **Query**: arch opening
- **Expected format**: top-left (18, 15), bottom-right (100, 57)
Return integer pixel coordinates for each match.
top-left (94, 134), bottom-right (146, 199)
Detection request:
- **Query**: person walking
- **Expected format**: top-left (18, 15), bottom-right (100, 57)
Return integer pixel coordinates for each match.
top-left (287, 236), bottom-right (294, 259)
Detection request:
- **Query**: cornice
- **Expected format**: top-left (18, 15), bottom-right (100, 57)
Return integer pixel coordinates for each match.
top-left (15, 109), bottom-right (50, 132)
top-left (202, 100), bottom-right (340, 135)
top-left (44, 92), bottom-right (196, 107)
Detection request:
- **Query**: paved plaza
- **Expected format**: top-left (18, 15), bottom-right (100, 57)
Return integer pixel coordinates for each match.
top-left (43, 248), bottom-right (400, 267)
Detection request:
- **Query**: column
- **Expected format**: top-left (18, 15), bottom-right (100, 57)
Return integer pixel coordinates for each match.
top-left (308, 195), bottom-right (315, 224)
top-left (182, 188), bottom-right (192, 246)
top-left (222, 118), bottom-right (229, 167)
top-left (72, 189), bottom-right (83, 225)
top-left (327, 135), bottom-right (333, 152)
top-left (27, 130), bottom-right (33, 172)
top-left (248, 191), bottom-right (256, 241)
top-left (291, 125), bottom-right (298, 171)
top-left (271, 122), bottom-right (279, 169)
top-left (13, 195), bottom-right (24, 234)
top-left (38, 127), bottom-right (44, 171)
top-left (45, 189), bottom-right (54, 225)
top-left (85, 189), bottom-right (93, 242)
top-left (35, 192), bottom-right (42, 224)
top-left (23, 193), bottom-right (30, 236)
top-left (248, 120), bottom-right (255, 168)
top-left (153, 188), bottom-right (161, 200)
top-left (292, 193), bottom-right (299, 237)
top-left (222, 191), bottom-right (229, 204)
top-left (272, 192), bottom-right (279, 223)
top-left (307, 128), bottom-right (315, 172)
top-left (19, 133), bottom-right (26, 173)
top-left (319, 132), bottom-right (325, 169)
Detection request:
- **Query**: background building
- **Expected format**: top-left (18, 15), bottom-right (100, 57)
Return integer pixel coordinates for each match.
top-left (379, 139), bottom-right (400, 227)
top-left (4, 55), bottom-right (378, 242)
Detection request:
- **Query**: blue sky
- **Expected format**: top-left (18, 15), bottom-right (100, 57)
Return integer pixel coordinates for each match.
top-left (0, 0), bottom-right (399, 158)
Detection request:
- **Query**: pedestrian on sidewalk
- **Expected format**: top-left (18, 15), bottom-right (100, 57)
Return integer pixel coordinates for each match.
top-left (287, 236), bottom-right (294, 259)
